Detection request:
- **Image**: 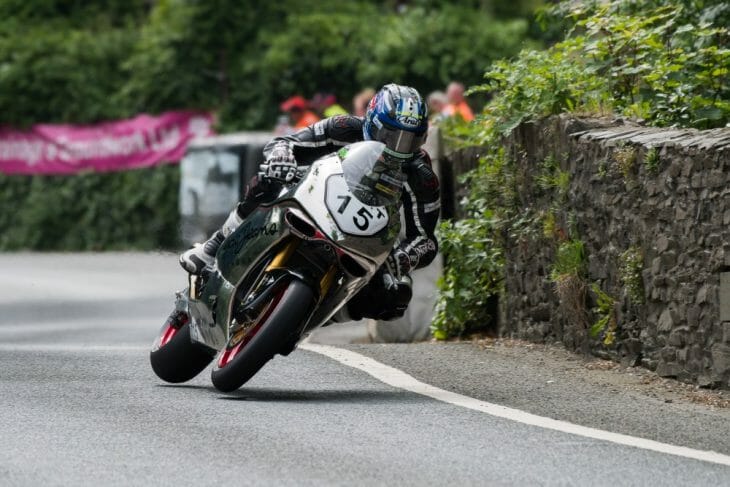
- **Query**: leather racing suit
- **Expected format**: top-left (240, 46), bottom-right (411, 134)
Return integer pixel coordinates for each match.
top-left (241, 115), bottom-right (440, 321)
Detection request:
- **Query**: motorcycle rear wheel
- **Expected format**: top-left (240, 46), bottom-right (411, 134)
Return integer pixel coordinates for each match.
top-left (211, 278), bottom-right (315, 392)
top-left (150, 311), bottom-right (217, 384)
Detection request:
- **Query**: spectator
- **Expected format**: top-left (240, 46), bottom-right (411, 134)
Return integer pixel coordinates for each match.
top-left (427, 90), bottom-right (448, 123)
top-left (444, 82), bottom-right (475, 122)
top-left (311, 93), bottom-right (348, 118)
top-left (280, 95), bottom-right (320, 129)
top-left (352, 88), bottom-right (375, 117)
top-left (273, 114), bottom-right (294, 135)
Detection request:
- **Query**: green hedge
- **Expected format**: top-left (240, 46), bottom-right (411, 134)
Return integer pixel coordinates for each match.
top-left (0, 1), bottom-right (536, 130)
top-left (0, 166), bottom-right (180, 251)
top-left (0, 1), bottom-right (539, 251)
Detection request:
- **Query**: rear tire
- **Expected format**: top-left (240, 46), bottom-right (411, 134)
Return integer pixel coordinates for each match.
top-left (150, 312), bottom-right (216, 384)
top-left (211, 279), bottom-right (315, 392)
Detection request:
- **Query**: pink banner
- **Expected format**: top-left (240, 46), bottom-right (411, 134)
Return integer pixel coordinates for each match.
top-left (0, 111), bottom-right (214, 175)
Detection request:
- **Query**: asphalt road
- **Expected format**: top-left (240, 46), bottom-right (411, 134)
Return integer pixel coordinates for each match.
top-left (1, 253), bottom-right (729, 486)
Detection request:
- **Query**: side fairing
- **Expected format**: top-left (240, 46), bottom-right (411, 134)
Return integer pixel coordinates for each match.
top-left (188, 271), bottom-right (232, 350)
top-left (217, 206), bottom-right (288, 283)
top-left (188, 205), bottom-right (291, 350)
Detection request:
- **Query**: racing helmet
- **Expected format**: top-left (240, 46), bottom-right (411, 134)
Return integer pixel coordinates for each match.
top-left (363, 84), bottom-right (428, 159)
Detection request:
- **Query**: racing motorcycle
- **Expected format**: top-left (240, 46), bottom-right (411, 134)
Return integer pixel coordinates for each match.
top-left (150, 141), bottom-right (404, 392)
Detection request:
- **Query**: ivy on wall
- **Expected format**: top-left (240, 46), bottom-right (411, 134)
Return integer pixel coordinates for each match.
top-left (435, 0), bottom-right (729, 338)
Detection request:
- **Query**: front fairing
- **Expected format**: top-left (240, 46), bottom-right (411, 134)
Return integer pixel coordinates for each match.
top-left (288, 155), bottom-right (401, 268)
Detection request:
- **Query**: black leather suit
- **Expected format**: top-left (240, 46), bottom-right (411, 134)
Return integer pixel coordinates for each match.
top-left (239, 115), bottom-right (440, 320)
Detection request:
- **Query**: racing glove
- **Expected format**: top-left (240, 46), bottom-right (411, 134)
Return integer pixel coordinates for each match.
top-left (260, 144), bottom-right (297, 183)
top-left (385, 248), bottom-right (412, 280)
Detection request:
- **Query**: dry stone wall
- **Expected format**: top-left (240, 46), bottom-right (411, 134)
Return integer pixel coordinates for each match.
top-left (454, 115), bottom-right (730, 387)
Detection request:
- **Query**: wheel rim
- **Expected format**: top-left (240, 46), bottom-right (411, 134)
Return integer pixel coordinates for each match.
top-left (158, 324), bottom-right (178, 348)
top-left (157, 312), bottom-right (189, 349)
top-left (217, 286), bottom-right (287, 369)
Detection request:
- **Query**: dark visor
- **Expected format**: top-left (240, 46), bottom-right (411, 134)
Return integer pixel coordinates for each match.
top-left (375, 124), bottom-right (426, 156)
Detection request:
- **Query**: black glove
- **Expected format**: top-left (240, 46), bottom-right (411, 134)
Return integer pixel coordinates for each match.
top-left (260, 144), bottom-right (297, 183)
top-left (385, 248), bottom-right (412, 280)
top-left (377, 270), bottom-right (413, 321)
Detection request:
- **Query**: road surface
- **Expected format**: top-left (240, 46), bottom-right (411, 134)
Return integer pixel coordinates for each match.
top-left (1, 253), bottom-right (729, 486)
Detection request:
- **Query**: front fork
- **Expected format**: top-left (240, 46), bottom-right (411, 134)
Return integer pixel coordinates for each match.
top-left (187, 237), bottom-right (338, 350)
top-left (263, 238), bottom-right (338, 299)
top-left (189, 274), bottom-right (200, 300)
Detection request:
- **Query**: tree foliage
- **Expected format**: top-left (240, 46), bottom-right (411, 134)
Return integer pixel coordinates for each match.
top-left (0, 0), bottom-right (534, 250)
top-left (472, 0), bottom-right (730, 131)
top-left (0, 6), bottom-right (144, 126)
top-left (0, 0), bottom-right (532, 130)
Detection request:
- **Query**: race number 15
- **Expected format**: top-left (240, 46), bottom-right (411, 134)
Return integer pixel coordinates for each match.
top-left (326, 175), bottom-right (389, 236)
top-left (336, 195), bottom-right (386, 231)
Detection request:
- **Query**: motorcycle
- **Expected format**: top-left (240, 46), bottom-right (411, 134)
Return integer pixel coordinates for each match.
top-left (150, 141), bottom-right (404, 392)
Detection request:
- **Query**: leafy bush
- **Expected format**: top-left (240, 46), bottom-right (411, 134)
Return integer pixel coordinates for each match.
top-left (435, 0), bottom-right (728, 338)
top-left (1, 1), bottom-right (536, 132)
top-left (536, 156), bottom-right (570, 202)
top-left (548, 239), bottom-right (589, 333)
top-left (0, 166), bottom-right (180, 251)
top-left (589, 283), bottom-right (618, 346)
top-left (0, 24), bottom-right (140, 127)
top-left (469, 0), bottom-right (730, 131)
top-left (432, 143), bottom-right (524, 338)
top-left (432, 214), bottom-right (504, 339)
top-left (472, 42), bottom-right (609, 135)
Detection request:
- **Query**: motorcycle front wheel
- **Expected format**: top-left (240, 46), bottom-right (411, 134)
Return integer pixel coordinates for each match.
top-left (150, 310), bottom-right (217, 384)
top-left (211, 278), bottom-right (315, 392)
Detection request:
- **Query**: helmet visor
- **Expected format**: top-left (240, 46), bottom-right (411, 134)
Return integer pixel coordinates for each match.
top-left (375, 125), bottom-right (426, 157)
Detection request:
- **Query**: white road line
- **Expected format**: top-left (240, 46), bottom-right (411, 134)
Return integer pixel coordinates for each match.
top-left (300, 343), bottom-right (730, 468)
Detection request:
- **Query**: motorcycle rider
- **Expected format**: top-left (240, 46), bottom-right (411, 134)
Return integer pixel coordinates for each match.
top-left (180, 84), bottom-right (440, 321)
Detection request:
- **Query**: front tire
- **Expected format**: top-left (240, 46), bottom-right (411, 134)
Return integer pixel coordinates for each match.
top-left (211, 279), bottom-right (315, 392)
top-left (150, 311), bottom-right (216, 384)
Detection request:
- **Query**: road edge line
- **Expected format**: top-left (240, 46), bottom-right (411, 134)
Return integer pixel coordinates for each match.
top-left (300, 342), bottom-right (730, 468)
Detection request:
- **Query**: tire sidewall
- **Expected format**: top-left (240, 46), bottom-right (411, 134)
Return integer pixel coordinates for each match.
top-left (150, 320), bottom-right (216, 384)
top-left (211, 279), bottom-right (314, 392)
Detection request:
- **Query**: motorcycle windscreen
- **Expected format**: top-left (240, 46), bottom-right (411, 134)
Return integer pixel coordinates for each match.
top-left (337, 141), bottom-right (404, 207)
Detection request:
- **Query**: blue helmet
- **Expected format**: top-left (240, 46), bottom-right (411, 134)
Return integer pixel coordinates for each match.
top-left (363, 84), bottom-right (428, 159)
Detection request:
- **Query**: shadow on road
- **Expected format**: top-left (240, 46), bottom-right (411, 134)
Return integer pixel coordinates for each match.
top-left (157, 383), bottom-right (212, 391)
top-left (218, 387), bottom-right (411, 404)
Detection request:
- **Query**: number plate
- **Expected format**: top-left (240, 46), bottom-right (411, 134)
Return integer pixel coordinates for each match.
top-left (325, 174), bottom-right (389, 236)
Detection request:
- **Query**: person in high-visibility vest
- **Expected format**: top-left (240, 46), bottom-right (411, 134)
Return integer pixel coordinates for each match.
top-left (280, 96), bottom-right (320, 129)
top-left (311, 93), bottom-right (348, 118)
top-left (443, 82), bottom-right (475, 122)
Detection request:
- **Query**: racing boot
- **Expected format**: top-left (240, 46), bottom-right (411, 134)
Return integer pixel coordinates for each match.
top-left (179, 207), bottom-right (243, 274)
top-left (343, 269), bottom-right (413, 322)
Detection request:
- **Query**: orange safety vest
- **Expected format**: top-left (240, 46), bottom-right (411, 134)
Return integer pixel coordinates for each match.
top-left (444, 101), bottom-right (474, 122)
top-left (295, 111), bottom-right (321, 129)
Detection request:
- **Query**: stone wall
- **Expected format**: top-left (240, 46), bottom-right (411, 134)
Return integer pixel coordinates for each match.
top-left (453, 115), bottom-right (730, 387)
